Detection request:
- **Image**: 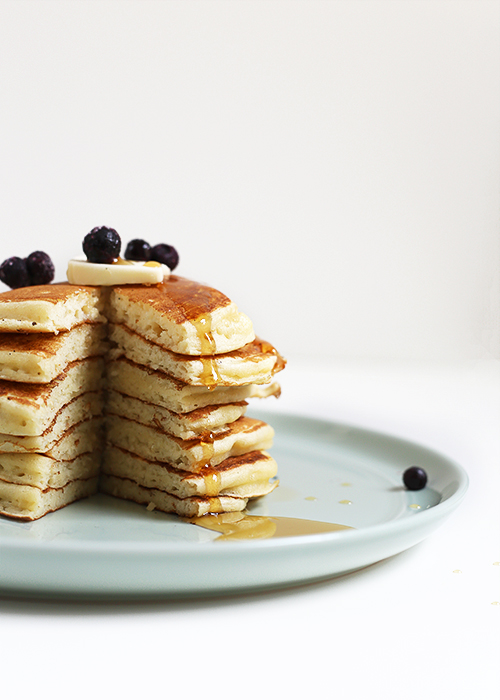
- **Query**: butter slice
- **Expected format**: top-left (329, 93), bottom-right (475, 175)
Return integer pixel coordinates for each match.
top-left (67, 257), bottom-right (169, 286)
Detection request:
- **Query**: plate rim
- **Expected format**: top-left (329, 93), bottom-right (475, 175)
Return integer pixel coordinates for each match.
top-left (0, 411), bottom-right (469, 555)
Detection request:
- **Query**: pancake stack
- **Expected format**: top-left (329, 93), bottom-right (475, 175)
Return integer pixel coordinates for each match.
top-left (0, 285), bottom-right (107, 519)
top-left (101, 277), bottom-right (285, 517)
top-left (0, 277), bottom-right (285, 520)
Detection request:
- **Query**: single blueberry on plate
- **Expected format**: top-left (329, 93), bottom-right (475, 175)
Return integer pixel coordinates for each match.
top-left (0, 256), bottom-right (31, 288)
top-left (26, 251), bottom-right (55, 285)
top-left (149, 243), bottom-right (179, 271)
top-left (403, 466), bottom-right (428, 491)
top-left (124, 238), bottom-right (151, 261)
top-left (83, 226), bottom-right (121, 263)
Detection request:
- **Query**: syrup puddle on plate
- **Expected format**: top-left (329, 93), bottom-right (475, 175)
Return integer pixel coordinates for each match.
top-left (188, 512), bottom-right (353, 541)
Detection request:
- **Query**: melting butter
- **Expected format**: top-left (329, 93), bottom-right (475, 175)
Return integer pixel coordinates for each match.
top-left (188, 511), bottom-right (353, 541)
top-left (67, 256), bottom-right (169, 285)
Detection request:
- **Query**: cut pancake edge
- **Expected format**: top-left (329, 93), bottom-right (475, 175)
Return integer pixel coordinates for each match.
top-left (105, 414), bottom-right (275, 471)
top-left (0, 283), bottom-right (106, 333)
top-left (0, 475), bottom-right (99, 520)
top-left (100, 473), bottom-right (250, 517)
top-left (0, 450), bottom-right (102, 489)
top-left (0, 391), bottom-right (104, 451)
top-left (102, 443), bottom-right (278, 498)
top-left (0, 322), bottom-right (108, 384)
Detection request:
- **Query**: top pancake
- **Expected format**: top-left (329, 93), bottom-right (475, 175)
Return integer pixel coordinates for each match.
top-left (0, 284), bottom-right (105, 333)
top-left (108, 276), bottom-right (255, 355)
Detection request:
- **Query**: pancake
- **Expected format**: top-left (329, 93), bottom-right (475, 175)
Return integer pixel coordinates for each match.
top-left (107, 276), bottom-right (255, 355)
top-left (108, 323), bottom-right (285, 387)
top-left (0, 476), bottom-right (99, 520)
top-left (99, 474), bottom-right (249, 518)
top-left (102, 445), bottom-right (278, 499)
top-left (0, 392), bottom-right (103, 452)
top-left (0, 323), bottom-right (107, 383)
top-left (0, 283), bottom-right (105, 333)
top-left (105, 415), bottom-right (274, 472)
top-left (0, 450), bottom-right (101, 489)
top-left (0, 357), bottom-right (105, 436)
top-left (106, 356), bottom-right (281, 414)
top-left (106, 391), bottom-right (248, 439)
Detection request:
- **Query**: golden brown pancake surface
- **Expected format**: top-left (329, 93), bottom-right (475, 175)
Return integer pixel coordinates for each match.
top-left (112, 276), bottom-right (231, 323)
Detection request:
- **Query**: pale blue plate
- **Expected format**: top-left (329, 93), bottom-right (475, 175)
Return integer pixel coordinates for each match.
top-left (0, 412), bottom-right (468, 599)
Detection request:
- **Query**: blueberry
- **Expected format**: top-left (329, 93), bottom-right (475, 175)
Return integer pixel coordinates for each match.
top-left (149, 243), bottom-right (179, 271)
top-left (26, 251), bottom-right (55, 285)
top-left (403, 466), bottom-right (428, 491)
top-left (124, 239), bottom-right (151, 261)
top-left (83, 226), bottom-right (121, 263)
top-left (0, 256), bottom-right (31, 289)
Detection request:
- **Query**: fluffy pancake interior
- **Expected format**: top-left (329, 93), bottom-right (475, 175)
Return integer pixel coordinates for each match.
top-left (0, 284), bottom-right (105, 333)
top-left (0, 451), bottom-right (102, 489)
top-left (0, 323), bottom-right (108, 383)
top-left (0, 357), bottom-right (105, 436)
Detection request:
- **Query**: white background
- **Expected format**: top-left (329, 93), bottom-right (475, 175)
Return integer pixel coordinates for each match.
top-left (0, 2), bottom-right (499, 699)
top-left (0, 0), bottom-right (498, 363)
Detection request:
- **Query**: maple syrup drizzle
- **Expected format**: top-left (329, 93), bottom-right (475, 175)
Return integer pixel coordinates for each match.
top-left (188, 512), bottom-right (353, 541)
top-left (199, 440), bottom-right (215, 469)
top-left (192, 313), bottom-right (216, 355)
top-left (202, 470), bottom-right (222, 497)
top-left (199, 356), bottom-right (224, 388)
top-left (189, 419), bottom-right (258, 470)
top-left (189, 311), bottom-right (226, 387)
top-left (189, 333), bottom-right (285, 388)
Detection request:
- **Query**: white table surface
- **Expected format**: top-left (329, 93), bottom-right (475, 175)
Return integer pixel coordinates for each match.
top-left (1, 359), bottom-right (498, 699)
